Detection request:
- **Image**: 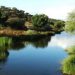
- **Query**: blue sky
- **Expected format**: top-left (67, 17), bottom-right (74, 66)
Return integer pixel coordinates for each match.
top-left (0, 0), bottom-right (75, 20)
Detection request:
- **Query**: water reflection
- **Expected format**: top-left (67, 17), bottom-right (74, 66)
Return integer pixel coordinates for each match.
top-left (48, 32), bottom-right (75, 49)
top-left (11, 37), bottom-right (25, 50)
top-left (0, 50), bottom-right (9, 63)
top-left (23, 35), bottom-right (51, 48)
top-left (0, 35), bottom-right (51, 61)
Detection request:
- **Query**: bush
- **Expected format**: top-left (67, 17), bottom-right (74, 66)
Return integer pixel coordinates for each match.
top-left (0, 11), bottom-right (1, 18)
top-left (32, 14), bottom-right (49, 28)
top-left (62, 55), bottom-right (75, 75)
top-left (6, 17), bottom-right (26, 29)
top-left (54, 21), bottom-right (64, 28)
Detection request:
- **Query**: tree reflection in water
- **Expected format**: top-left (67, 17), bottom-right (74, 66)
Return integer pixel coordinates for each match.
top-left (14, 35), bottom-right (51, 48)
top-left (0, 52), bottom-right (9, 70)
top-left (0, 35), bottom-right (51, 66)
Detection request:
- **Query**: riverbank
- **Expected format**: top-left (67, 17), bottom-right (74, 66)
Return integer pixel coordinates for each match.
top-left (0, 28), bottom-right (56, 36)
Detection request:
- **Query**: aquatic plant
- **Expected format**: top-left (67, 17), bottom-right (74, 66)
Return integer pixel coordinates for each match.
top-left (0, 37), bottom-right (12, 50)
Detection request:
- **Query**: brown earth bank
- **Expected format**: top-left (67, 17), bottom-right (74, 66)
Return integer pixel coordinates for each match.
top-left (0, 28), bottom-right (56, 36)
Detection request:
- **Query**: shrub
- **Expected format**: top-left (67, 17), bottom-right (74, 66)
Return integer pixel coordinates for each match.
top-left (62, 55), bottom-right (75, 75)
top-left (32, 14), bottom-right (49, 28)
top-left (6, 17), bottom-right (26, 29)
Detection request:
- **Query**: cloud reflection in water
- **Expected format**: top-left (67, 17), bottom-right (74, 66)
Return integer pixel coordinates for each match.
top-left (48, 32), bottom-right (75, 49)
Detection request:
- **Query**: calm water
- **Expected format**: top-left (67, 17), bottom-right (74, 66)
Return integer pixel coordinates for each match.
top-left (0, 32), bottom-right (75, 75)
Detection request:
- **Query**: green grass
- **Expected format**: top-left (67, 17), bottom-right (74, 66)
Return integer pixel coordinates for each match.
top-left (0, 37), bottom-right (12, 51)
top-left (62, 55), bottom-right (75, 75)
top-left (24, 30), bottom-right (54, 35)
top-left (25, 30), bottom-right (38, 35)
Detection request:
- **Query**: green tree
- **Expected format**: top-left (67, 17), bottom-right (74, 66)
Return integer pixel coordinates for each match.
top-left (6, 17), bottom-right (26, 29)
top-left (54, 21), bottom-right (65, 31)
top-left (65, 10), bottom-right (75, 32)
top-left (32, 14), bottom-right (49, 28)
top-left (0, 11), bottom-right (1, 18)
top-left (0, 11), bottom-right (2, 23)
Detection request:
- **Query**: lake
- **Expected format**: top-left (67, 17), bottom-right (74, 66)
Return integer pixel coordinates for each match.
top-left (0, 32), bottom-right (75, 75)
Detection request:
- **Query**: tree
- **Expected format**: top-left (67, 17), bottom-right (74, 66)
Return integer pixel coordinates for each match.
top-left (0, 11), bottom-right (2, 23)
top-left (65, 10), bottom-right (75, 32)
top-left (0, 11), bottom-right (1, 18)
top-left (6, 17), bottom-right (26, 29)
top-left (54, 21), bottom-right (65, 30)
top-left (32, 14), bottom-right (49, 28)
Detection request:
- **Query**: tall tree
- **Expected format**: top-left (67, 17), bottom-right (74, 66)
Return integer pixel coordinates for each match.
top-left (65, 10), bottom-right (75, 32)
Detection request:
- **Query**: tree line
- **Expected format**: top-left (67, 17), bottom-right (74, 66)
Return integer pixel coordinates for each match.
top-left (0, 6), bottom-right (65, 32)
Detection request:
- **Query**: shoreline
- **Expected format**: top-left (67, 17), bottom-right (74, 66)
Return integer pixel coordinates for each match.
top-left (0, 28), bottom-right (56, 36)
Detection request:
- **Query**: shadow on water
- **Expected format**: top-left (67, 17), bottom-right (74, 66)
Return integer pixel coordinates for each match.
top-left (11, 35), bottom-right (51, 49)
top-left (0, 35), bottom-right (51, 67)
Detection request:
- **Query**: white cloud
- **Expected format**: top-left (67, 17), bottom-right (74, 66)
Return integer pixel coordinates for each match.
top-left (38, 6), bottom-right (74, 20)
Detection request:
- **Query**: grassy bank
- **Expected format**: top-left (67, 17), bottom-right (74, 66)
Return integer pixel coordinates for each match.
top-left (0, 28), bottom-right (55, 36)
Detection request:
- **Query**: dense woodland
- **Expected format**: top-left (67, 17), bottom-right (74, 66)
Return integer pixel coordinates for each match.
top-left (0, 6), bottom-right (65, 36)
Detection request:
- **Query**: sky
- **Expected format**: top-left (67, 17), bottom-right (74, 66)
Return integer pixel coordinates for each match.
top-left (0, 0), bottom-right (75, 20)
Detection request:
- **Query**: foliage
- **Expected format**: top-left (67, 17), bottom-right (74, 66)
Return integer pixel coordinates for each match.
top-left (48, 18), bottom-right (65, 32)
top-left (54, 21), bottom-right (65, 29)
top-left (6, 17), bottom-right (25, 29)
top-left (62, 45), bottom-right (75, 75)
top-left (66, 46), bottom-right (75, 54)
top-left (0, 37), bottom-right (12, 50)
top-left (0, 6), bottom-right (65, 32)
top-left (32, 14), bottom-right (49, 28)
top-left (0, 6), bottom-right (32, 29)
top-left (62, 55), bottom-right (75, 75)
top-left (25, 13), bottom-right (32, 22)
top-left (26, 30), bottom-right (38, 35)
top-left (0, 11), bottom-right (1, 18)
top-left (65, 10), bottom-right (75, 32)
